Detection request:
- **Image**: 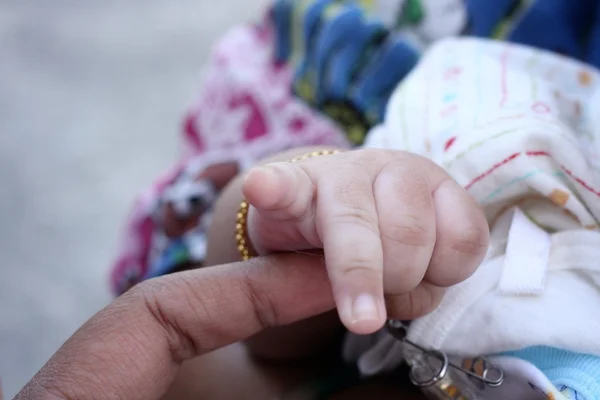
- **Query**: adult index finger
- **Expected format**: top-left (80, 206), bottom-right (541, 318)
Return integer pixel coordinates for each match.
top-left (15, 254), bottom-right (334, 400)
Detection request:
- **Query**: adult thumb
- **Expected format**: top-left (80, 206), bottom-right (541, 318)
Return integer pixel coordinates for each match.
top-left (15, 254), bottom-right (334, 400)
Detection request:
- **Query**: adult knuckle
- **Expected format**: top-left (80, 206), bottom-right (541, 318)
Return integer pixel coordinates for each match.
top-left (132, 278), bottom-right (199, 361)
top-left (242, 268), bottom-right (280, 330)
top-left (127, 279), bottom-right (159, 311)
top-left (135, 280), bottom-right (172, 329)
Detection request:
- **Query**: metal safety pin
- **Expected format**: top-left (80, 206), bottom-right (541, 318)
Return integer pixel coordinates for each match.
top-left (386, 320), bottom-right (504, 388)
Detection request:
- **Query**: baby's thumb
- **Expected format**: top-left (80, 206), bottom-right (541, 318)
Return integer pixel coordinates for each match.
top-left (243, 162), bottom-right (314, 221)
top-left (242, 162), bottom-right (317, 252)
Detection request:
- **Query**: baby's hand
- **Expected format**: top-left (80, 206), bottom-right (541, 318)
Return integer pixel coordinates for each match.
top-left (243, 149), bottom-right (489, 334)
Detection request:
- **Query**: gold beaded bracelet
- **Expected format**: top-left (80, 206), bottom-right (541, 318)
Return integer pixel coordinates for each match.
top-left (236, 149), bottom-right (342, 261)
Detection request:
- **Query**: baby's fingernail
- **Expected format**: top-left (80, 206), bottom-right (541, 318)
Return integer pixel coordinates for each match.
top-left (339, 294), bottom-right (385, 334)
top-left (244, 165), bottom-right (288, 208)
top-left (351, 293), bottom-right (380, 323)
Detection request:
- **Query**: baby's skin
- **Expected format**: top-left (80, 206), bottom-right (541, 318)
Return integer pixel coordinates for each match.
top-left (242, 147), bottom-right (489, 335)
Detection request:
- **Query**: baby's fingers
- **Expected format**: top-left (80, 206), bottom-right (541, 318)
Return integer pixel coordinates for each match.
top-left (316, 167), bottom-right (386, 335)
top-left (375, 156), bottom-right (488, 320)
top-left (373, 160), bottom-right (436, 296)
top-left (425, 179), bottom-right (489, 287)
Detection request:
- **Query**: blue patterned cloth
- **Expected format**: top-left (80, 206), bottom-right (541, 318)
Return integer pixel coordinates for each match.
top-left (464, 0), bottom-right (600, 65)
top-left (270, 0), bottom-right (600, 146)
top-left (271, 0), bottom-right (422, 145)
top-left (502, 346), bottom-right (600, 400)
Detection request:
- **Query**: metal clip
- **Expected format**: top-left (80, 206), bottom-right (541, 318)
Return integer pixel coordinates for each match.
top-left (386, 320), bottom-right (504, 390)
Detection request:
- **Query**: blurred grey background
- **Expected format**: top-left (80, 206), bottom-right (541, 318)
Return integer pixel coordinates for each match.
top-left (0, 0), bottom-right (264, 396)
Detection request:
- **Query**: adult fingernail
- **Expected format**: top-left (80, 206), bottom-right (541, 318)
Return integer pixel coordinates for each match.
top-left (351, 293), bottom-right (379, 323)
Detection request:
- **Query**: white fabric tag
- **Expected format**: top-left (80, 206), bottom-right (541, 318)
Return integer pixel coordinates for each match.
top-left (498, 208), bottom-right (551, 295)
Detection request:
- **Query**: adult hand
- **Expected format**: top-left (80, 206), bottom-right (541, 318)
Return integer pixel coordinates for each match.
top-left (14, 254), bottom-right (334, 400)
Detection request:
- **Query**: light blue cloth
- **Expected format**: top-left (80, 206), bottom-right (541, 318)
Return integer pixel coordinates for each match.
top-left (502, 346), bottom-right (600, 400)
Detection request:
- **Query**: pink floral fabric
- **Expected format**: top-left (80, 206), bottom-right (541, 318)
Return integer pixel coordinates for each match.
top-left (110, 19), bottom-right (349, 296)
